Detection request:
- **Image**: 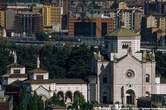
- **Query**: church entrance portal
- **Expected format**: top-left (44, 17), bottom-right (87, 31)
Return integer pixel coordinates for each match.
top-left (126, 89), bottom-right (135, 105)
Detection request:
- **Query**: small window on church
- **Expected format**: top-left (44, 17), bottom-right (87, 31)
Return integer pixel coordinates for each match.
top-left (36, 75), bottom-right (43, 80)
top-left (122, 44), bottom-right (129, 49)
top-left (146, 74), bottom-right (150, 83)
top-left (146, 91), bottom-right (150, 97)
top-left (14, 69), bottom-right (20, 74)
top-left (126, 69), bottom-right (135, 78)
top-left (122, 41), bottom-right (131, 49)
top-left (103, 77), bottom-right (108, 84)
top-left (103, 95), bottom-right (108, 104)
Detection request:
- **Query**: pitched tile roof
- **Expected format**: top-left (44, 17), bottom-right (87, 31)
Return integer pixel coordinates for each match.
top-left (32, 68), bottom-right (48, 74)
top-left (24, 79), bottom-right (87, 84)
top-left (106, 27), bottom-right (138, 37)
top-left (7, 63), bottom-right (24, 68)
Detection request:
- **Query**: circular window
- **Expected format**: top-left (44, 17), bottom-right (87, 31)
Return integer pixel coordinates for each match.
top-left (126, 69), bottom-right (135, 78)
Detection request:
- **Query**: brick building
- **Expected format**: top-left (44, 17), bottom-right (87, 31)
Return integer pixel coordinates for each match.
top-left (68, 17), bottom-right (114, 38)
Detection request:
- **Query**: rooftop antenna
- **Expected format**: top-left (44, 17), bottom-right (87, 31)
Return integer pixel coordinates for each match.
top-left (37, 56), bottom-right (40, 69)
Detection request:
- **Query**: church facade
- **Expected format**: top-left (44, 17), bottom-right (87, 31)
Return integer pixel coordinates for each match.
top-left (95, 28), bottom-right (156, 105)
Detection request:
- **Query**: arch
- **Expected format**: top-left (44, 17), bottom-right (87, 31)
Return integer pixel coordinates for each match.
top-left (102, 91), bottom-right (108, 104)
top-left (126, 89), bottom-right (135, 105)
top-left (65, 91), bottom-right (72, 103)
top-left (145, 91), bottom-right (150, 97)
top-left (74, 91), bottom-right (81, 97)
top-left (146, 74), bottom-right (150, 82)
top-left (57, 91), bottom-right (64, 101)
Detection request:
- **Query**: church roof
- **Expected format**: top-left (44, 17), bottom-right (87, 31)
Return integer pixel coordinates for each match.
top-left (7, 63), bottom-right (24, 68)
top-left (106, 27), bottom-right (138, 37)
top-left (8, 80), bottom-right (22, 87)
top-left (24, 79), bottom-right (87, 84)
top-left (115, 53), bottom-right (142, 63)
top-left (8, 74), bottom-right (27, 78)
top-left (32, 68), bottom-right (48, 74)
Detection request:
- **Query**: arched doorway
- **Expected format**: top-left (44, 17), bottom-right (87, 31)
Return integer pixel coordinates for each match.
top-left (57, 91), bottom-right (64, 101)
top-left (73, 91), bottom-right (83, 102)
top-left (126, 89), bottom-right (135, 105)
top-left (74, 91), bottom-right (81, 98)
top-left (65, 91), bottom-right (72, 103)
top-left (145, 91), bottom-right (150, 97)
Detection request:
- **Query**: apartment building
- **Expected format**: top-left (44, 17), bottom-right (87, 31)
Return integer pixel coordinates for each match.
top-left (15, 12), bottom-right (42, 34)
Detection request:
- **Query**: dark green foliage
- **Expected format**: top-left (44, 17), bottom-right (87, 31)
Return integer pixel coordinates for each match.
top-left (30, 91), bottom-right (44, 110)
top-left (0, 39), bottom-right (93, 79)
top-left (73, 93), bottom-right (86, 110)
top-left (155, 51), bottom-right (166, 77)
top-left (15, 45), bottom-right (39, 72)
top-left (65, 45), bottom-right (93, 78)
top-left (46, 93), bottom-right (65, 107)
top-left (18, 90), bottom-right (44, 110)
top-left (36, 32), bottom-right (49, 41)
top-left (72, 93), bottom-right (93, 110)
top-left (0, 39), bottom-right (13, 75)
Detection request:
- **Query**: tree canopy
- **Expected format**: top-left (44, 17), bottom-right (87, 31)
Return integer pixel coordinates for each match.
top-left (0, 39), bottom-right (94, 79)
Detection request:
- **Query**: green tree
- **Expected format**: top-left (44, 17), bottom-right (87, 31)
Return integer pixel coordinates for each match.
top-left (36, 32), bottom-right (49, 41)
top-left (30, 91), bottom-right (44, 110)
top-left (19, 88), bottom-right (31, 110)
top-left (73, 93), bottom-right (86, 110)
top-left (46, 93), bottom-right (65, 107)
top-left (0, 39), bottom-right (13, 75)
top-left (0, 41), bottom-right (94, 79)
top-left (156, 51), bottom-right (166, 77)
top-left (66, 45), bottom-right (93, 79)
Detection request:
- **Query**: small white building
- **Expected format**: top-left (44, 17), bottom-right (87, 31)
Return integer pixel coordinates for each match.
top-left (2, 52), bottom-right (27, 85)
top-left (24, 56), bottom-right (88, 104)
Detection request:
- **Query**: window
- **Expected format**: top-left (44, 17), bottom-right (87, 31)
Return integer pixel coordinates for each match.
top-left (146, 74), bottom-right (150, 82)
top-left (36, 75), bottom-right (43, 80)
top-left (122, 44), bottom-right (129, 49)
top-left (122, 41), bottom-right (131, 49)
top-left (126, 69), bottom-right (135, 78)
top-left (103, 77), bottom-right (108, 84)
top-left (103, 92), bottom-right (108, 104)
top-left (102, 96), bottom-right (108, 104)
top-left (14, 69), bottom-right (20, 74)
top-left (145, 91), bottom-right (150, 97)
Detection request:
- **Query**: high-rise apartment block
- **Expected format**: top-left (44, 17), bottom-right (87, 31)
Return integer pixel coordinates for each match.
top-left (0, 0), bottom-right (6, 9)
top-left (68, 17), bottom-right (114, 38)
top-left (15, 12), bottom-right (42, 34)
top-left (68, 0), bottom-right (113, 17)
top-left (116, 8), bottom-right (144, 32)
top-left (42, 5), bottom-right (62, 32)
top-left (145, 0), bottom-right (166, 15)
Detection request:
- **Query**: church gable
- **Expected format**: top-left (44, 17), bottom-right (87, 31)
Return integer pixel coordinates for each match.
top-left (113, 54), bottom-right (143, 85)
top-left (115, 54), bottom-right (142, 66)
top-left (34, 85), bottom-right (50, 99)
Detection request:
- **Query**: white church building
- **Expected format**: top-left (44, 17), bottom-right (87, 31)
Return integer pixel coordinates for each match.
top-left (94, 27), bottom-right (166, 105)
top-left (2, 51), bottom-right (28, 85)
